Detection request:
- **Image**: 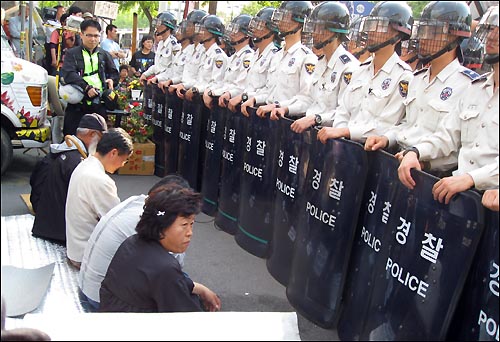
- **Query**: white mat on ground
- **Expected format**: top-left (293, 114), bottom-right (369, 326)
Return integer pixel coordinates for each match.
top-left (1, 214), bottom-right (84, 314)
top-left (1, 263), bottom-right (55, 317)
top-left (14, 312), bottom-right (300, 340)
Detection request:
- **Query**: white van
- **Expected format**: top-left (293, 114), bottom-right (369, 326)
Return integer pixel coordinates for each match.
top-left (1, 27), bottom-right (51, 175)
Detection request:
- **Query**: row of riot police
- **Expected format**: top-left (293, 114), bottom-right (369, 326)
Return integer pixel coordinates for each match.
top-left (137, 1), bottom-right (498, 340)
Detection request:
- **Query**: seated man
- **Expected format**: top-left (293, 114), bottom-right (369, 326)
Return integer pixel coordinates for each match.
top-left (30, 113), bottom-right (107, 244)
top-left (79, 175), bottom-right (191, 310)
top-left (65, 128), bottom-right (133, 269)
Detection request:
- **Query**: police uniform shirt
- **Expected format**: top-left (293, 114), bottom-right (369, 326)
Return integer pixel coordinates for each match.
top-left (254, 41), bottom-right (317, 105)
top-left (211, 44), bottom-right (254, 96)
top-left (280, 44), bottom-right (359, 120)
top-left (142, 35), bottom-right (181, 78)
top-left (157, 43), bottom-right (195, 84)
top-left (385, 59), bottom-right (476, 171)
top-left (414, 72), bottom-right (499, 190)
top-left (193, 43), bottom-right (228, 94)
top-left (333, 52), bottom-right (413, 143)
top-left (244, 42), bottom-right (279, 98)
top-left (182, 43), bottom-right (206, 89)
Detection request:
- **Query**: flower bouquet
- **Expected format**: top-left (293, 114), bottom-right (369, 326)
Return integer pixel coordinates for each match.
top-left (110, 101), bottom-right (153, 143)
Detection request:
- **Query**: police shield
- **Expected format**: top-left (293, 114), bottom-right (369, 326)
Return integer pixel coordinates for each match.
top-left (359, 169), bottom-right (485, 340)
top-left (177, 96), bottom-right (203, 190)
top-left (201, 98), bottom-right (227, 216)
top-left (152, 85), bottom-right (166, 177)
top-left (447, 208), bottom-right (498, 341)
top-left (337, 150), bottom-right (401, 340)
top-left (142, 83), bottom-right (154, 126)
top-left (163, 92), bottom-right (182, 174)
top-left (266, 118), bottom-right (312, 286)
top-left (214, 109), bottom-right (248, 235)
top-left (235, 108), bottom-right (279, 258)
top-left (286, 130), bottom-right (368, 328)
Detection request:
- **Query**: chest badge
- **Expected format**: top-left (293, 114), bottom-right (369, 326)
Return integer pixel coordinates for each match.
top-left (305, 63), bottom-right (315, 75)
top-left (288, 58), bottom-right (295, 67)
top-left (399, 80), bottom-right (409, 98)
top-left (440, 87), bottom-right (453, 101)
top-left (331, 71), bottom-right (337, 84)
top-left (381, 78), bottom-right (392, 90)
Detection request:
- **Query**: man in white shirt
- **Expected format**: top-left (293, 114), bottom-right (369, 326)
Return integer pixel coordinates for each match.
top-left (65, 128), bottom-right (133, 269)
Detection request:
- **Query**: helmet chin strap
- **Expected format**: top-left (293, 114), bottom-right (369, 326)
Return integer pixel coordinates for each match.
top-left (313, 33), bottom-right (337, 50)
top-left (367, 34), bottom-right (401, 53)
top-left (405, 54), bottom-right (419, 64)
top-left (484, 53), bottom-right (499, 64)
top-left (418, 40), bottom-right (460, 65)
top-left (155, 27), bottom-right (168, 36)
top-left (278, 24), bottom-right (301, 39)
top-left (252, 31), bottom-right (274, 44)
top-left (200, 35), bottom-right (215, 44)
top-left (229, 36), bottom-right (248, 46)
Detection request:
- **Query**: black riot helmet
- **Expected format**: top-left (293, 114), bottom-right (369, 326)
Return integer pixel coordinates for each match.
top-left (249, 7), bottom-right (279, 44)
top-left (417, 1), bottom-right (471, 64)
top-left (272, 1), bottom-right (313, 38)
top-left (179, 9), bottom-right (207, 42)
top-left (196, 15), bottom-right (225, 44)
top-left (224, 14), bottom-right (252, 46)
top-left (468, 5), bottom-right (498, 65)
top-left (303, 1), bottom-right (350, 50)
top-left (187, 9), bottom-right (208, 25)
top-left (460, 37), bottom-right (484, 70)
top-left (361, 1), bottom-right (413, 53)
top-left (347, 15), bottom-right (367, 58)
top-left (153, 11), bottom-right (177, 36)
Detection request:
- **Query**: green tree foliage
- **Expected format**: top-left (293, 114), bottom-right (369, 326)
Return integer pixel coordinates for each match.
top-left (407, 1), bottom-right (430, 19)
top-left (241, 1), bottom-right (282, 16)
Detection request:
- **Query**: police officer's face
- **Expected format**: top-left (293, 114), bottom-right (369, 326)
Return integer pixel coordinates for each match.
top-left (486, 26), bottom-right (499, 55)
top-left (81, 27), bottom-right (101, 50)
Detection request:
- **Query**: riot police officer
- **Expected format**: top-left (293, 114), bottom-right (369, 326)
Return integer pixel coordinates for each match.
top-left (398, 5), bottom-right (499, 203)
top-left (366, 1), bottom-right (479, 178)
top-left (140, 12), bottom-right (180, 83)
top-left (184, 15), bottom-right (228, 102)
top-left (268, 2), bottom-right (359, 133)
top-left (202, 14), bottom-right (254, 109)
top-left (317, 1), bottom-right (414, 144)
top-left (241, 1), bottom-right (318, 117)
top-left (226, 7), bottom-right (281, 114)
top-left (346, 16), bottom-right (371, 63)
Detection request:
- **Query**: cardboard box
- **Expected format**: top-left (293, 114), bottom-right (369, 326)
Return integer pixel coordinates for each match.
top-left (118, 140), bottom-right (155, 175)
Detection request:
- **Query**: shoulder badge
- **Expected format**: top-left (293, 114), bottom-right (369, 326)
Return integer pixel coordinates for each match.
top-left (343, 72), bottom-right (352, 85)
top-left (399, 80), bottom-right (409, 98)
top-left (244, 49), bottom-right (252, 54)
top-left (301, 47), bottom-right (310, 54)
top-left (440, 87), bottom-right (453, 101)
top-left (461, 68), bottom-right (480, 80)
top-left (413, 67), bottom-right (428, 76)
top-left (215, 60), bottom-right (224, 69)
top-left (472, 73), bottom-right (490, 84)
top-left (360, 60), bottom-right (371, 67)
top-left (305, 63), bottom-right (315, 75)
top-left (243, 60), bottom-right (251, 69)
top-left (272, 48), bottom-right (280, 53)
top-left (215, 48), bottom-right (222, 54)
top-left (339, 54), bottom-right (351, 64)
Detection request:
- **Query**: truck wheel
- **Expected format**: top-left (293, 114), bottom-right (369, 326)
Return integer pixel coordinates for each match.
top-left (1, 127), bottom-right (13, 175)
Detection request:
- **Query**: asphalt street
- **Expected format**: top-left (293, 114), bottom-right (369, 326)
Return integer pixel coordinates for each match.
top-left (1, 148), bottom-right (338, 340)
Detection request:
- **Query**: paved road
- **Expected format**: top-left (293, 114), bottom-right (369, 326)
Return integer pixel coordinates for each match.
top-left (1, 148), bottom-right (338, 340)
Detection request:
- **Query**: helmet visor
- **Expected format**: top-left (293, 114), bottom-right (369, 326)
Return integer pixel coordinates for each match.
top-left (226, 22), bottom-right (242, 35)
top-left (272, 9), bottom-right (293, 24)
top-left (361, 17), bottom-right (391, 33)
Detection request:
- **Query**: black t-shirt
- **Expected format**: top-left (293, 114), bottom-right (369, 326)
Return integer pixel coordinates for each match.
top-left (99, 234), bottom-right (203, 313)
top-left (129, 50), bottom-right (155, 75)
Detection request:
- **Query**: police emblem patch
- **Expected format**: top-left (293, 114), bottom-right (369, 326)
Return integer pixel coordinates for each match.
top-left (343, 72), bottom-right (352, 85)
top-left (288, 58), bottom-right (295, 67)
top-left (305, 63), bottom-right (315, 75)
top-left (381, 78), bottom-right (392, 90)
top-left (243, 60), bottom-right (251, 69)
top-left (440, 87), bottom-right (453, 101)
top-left (399, 80), bottom-right (409, 98)
top-left (215, 60), bottom-right (224, 69)
top-left (331, 71), bottom-right (337, 84)
top-left (260, 58), bottom-right (266, 66)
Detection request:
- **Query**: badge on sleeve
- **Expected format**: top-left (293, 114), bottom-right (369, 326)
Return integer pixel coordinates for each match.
top-left (399, 80), bottom-right (409, 98)
top-left (440, 87), bottom-right (453, 101)
top-left (305, 63), bottom-right (315, 75)
top-left (215, 60), bottom-right (224, 69)
top-left (343, 72), bottom-right (352, 85)
top-left (381, 78), bottom-right (392, 90)
top-left (331, 71), bottom-right (337, 84)
top-left (288, 58), bottom-right (295, 67)
top-left (243, 60), bottom-right (251, 69)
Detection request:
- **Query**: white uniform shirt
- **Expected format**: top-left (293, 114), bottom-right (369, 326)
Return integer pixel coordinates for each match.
top-left (79, 195), bottom-right (185, 303)
top-left (333, 52), bottom-right (413, 142)
top-left (181, 43), bottom-right (205, 89)
top-left (157, 43), bottom-right (194, 84)
top-left (280, 45), bottom-right (359, 121)
top-left (385, 59), bottom-right (478, 171)
top-left (415, 72), bottom-right (499, 190)
top-left (66, 155), bottom-right (120, 263)
top-left (210, 44), bottom-right (254, 96)
top-left (254, 41), bottom-right (317, 105)
top-left (244, 42), bottom-right (279, 98)
top-left (142, 35), bottom-right (181, 78)
top-left (193, 42), bottom-right (228, 93)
